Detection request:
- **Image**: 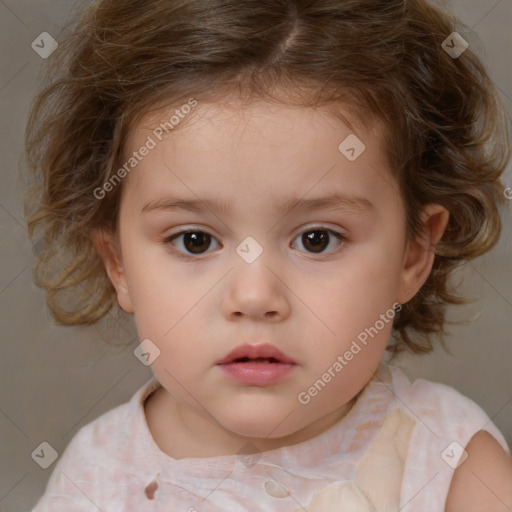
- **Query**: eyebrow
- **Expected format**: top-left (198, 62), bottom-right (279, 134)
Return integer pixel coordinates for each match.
top-left (142, 192), bottom-right (374, 216)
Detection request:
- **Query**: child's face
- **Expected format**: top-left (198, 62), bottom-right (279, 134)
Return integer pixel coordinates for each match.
top-left (98, 96), bottom-right (444, 446)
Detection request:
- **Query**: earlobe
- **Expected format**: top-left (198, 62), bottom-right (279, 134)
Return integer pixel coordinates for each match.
top-left (91, 230), bottom-right (134, 313)
top-left (396, 204), bottom-right (449, 304)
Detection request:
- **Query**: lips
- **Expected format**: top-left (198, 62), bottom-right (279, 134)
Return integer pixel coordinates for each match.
top-left (216, 343), bottom-right (297, 386)
top-left (216, 343), bottom-right (296, 365)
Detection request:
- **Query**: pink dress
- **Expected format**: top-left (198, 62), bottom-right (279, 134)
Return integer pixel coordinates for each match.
top-left (30, 363), bottom-right (510, 511)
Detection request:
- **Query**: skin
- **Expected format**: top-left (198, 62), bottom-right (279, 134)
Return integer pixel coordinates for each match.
top-left (445, 431), bottom-right (512, 511)
top-left (93, 95), bottom-right (512, 508)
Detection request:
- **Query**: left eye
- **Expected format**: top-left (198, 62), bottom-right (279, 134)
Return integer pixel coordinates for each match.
top-left (291, 228), bottom-right (345, 255)
top-left (164, 227), bottom-right (345, 257)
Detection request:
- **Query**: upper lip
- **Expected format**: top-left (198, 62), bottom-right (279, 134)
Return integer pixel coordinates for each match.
top-left (216, 343), bottom-right (296, 365)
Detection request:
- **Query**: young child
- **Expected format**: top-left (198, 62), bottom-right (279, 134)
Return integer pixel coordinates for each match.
top-left (24, 0), bottom-right (512, 510)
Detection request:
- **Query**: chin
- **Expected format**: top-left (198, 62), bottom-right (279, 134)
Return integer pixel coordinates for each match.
top-left (219, 410), bottom-right (301, 441)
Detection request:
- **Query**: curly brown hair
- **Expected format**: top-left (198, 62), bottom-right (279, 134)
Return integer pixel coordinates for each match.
top-left (24, 0), bottom-right (510, 355)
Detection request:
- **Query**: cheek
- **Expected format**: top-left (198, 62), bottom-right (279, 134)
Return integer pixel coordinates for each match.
top-left (121, 242), bottom-right (191, 331)
top-left (297, 241), bottom-right (403, 374)
top-left (315, 245), bottom-right (403, 322)
top-left (125, 260), bottom-right (213, 364)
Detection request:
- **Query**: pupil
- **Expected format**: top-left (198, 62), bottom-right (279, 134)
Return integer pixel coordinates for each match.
top-left (182, 230), bottom-right (330, 255)
top-left (303, 230), bottom-right (328, 253)
top-left (184, 232), bottom-right (210, 253)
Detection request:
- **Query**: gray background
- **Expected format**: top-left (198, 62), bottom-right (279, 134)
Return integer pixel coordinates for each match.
top-left (0, 0), bottom-right (511, 510)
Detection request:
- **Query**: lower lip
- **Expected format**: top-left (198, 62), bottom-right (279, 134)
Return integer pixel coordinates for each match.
top-left (217, 362), bottom-right (295, 385)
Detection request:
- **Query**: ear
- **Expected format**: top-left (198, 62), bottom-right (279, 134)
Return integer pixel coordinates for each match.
top-left (91, 229), bottom-right (134, 313)
top-left (396, 204), bottom-right (449, 304)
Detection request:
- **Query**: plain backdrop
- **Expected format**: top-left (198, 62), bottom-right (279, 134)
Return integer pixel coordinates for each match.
top-left (0, 0), bottom-right (511, 510)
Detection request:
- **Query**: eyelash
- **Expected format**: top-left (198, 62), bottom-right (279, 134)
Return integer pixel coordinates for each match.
top-left (162, 225), bottom-right (347, 260)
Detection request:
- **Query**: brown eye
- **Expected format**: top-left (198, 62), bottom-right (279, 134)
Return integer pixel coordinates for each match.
top-left (292, 228), bottom-right (345, 255)
top-left (165, 226), bottom-right (345, 259)
top-left (302, 230), bottom-right (329, 253)
top-left (182, 232), bottom-right (212, 254)
top-left (166, 230), bottom-right (220, 255)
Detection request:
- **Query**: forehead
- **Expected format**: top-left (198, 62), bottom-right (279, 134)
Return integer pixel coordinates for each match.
top-left (119, 97), bottom-right (399, 213)
top-left (127, 96), bottom-right (386, 162)
top-left (129, 91), bottom-right (381, 148)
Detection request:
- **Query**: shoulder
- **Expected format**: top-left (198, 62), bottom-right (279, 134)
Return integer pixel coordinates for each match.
top-left (445, 430), bottom-right (512, 512)
top-left (387, 366), bottom-right (502, 433)
top-left (53, 378), bottom-right (155, 470)
top-left (30, 407), bottom-right (127, 510)
top-left (30, 382), bottom-right (154, 510)
top-left (384, 365), bottom-right (512, 509)
top-left (54, 398), bottom-right (132, 468)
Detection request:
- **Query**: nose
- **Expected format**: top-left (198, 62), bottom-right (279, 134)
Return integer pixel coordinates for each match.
top-left (222, 256), bottom-right (291, 322)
